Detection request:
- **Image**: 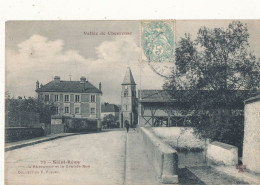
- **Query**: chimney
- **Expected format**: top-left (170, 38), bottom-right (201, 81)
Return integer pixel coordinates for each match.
top-left (36, 80), bottom-right (39, 90)
top-left (99, 82), bottom-right (102, 91)
top-left (80, 76), bottom-right (86, 83)
top-left (54, 76), bottom-right (60, 83)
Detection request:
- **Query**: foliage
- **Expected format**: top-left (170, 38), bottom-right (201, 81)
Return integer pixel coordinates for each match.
top-left (6, 97), bottom-right (56, 125)
top-left (102, 114), bottom-right (119, 128)
top-left (164, 21), bottom-right (260, 154)
top-left (70, 118), bottom-right (97, 131)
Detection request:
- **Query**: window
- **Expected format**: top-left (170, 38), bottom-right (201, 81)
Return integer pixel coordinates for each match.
top-left (75, 95), bottom-right (80, 102)
top-left (75, 107), bottom-right (80, 114)
top-left (55, 107), bottom-right (59, 114)
top-left (44, 94), bottom-right (49, 102)
top-left (65, 107), bottom-right (70, 113)
top-left (54, 95), bottom-right (59, 102)
top-left (64, 95), bottom-right (70, 102)
top-left (91, 108), bottom-right (96, 114)
top-left (124, 90), bottom-right (128, 97)
top-left (125, 105), bottom-right (128, 110)
top-left (91, 95), bottom-right (96, 102)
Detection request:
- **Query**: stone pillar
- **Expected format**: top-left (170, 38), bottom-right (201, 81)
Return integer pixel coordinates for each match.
top-left (243, 95), bottom-right (260, 173)
top-left (119, 113), bottom-right (122, 128)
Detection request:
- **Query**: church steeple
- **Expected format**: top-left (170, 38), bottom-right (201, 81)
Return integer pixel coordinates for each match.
top-left (122, 67), bottom-right (136, 85)
top-left (120, 67), bottom-right (137, 128)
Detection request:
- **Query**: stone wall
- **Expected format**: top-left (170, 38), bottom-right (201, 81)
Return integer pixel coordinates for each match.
top-left (5, 127), bottom-right (44, 142)
top-left (243, 96), bottom-right (260, 173)
top-left (206, 141), bottom-right (238, 166)
top-left (51, 124), bottom-right (65, 134)
top-left (140, 127), bottom-right (178, 184)
top-left (51, 118), bottom-right (62, 125)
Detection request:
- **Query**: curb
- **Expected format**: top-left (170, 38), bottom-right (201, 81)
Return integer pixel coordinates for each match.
top-left (5, 133), bottom-right (77, 152)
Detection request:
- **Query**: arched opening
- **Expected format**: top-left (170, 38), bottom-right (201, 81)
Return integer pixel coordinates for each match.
top-left (124, 120), bottom-right (129, 128)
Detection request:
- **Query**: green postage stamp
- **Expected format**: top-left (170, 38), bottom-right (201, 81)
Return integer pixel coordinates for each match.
top-left (141, 20), bottom-right (175, 63)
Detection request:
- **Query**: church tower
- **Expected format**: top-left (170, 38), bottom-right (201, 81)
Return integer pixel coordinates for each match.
top-left (120, 67), bottom-right (137, 128)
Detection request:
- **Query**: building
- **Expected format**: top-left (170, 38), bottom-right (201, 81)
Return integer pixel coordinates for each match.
top-left (243, 94), bottom-right (260, 173)
top-left (138, 89), bottom-right (249, 127)
top-left (120, 67), bottom-right (138, 128)
top-left (101, 103), bottom-right (120, 122)
top-left (35, 76), bottom-right (102, 121)
top-left (138, 90), bottom-right (175, 127)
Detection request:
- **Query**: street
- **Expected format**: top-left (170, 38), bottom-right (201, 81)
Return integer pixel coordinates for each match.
top-left (5, 131), bottom-right (126, 185)
top-left (5, 129), bottom-right (257, 185)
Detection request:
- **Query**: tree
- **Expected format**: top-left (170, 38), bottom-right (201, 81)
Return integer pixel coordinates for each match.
top-left (165, 21), bottom-right (260, 91)
top-left (6, 97), bottom-right (56, 126)
top-left (164, 21), bottom-right (260, 155)
top-left (102, 114), bottom-right (117, 128)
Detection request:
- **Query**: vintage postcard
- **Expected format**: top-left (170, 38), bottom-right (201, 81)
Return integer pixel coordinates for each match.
top-left (4, 20), bottom-right (260, 184)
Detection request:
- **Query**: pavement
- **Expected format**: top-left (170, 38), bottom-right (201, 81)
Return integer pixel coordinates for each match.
top-left (125, 129), bottom-right (163, 185)
top-left (5, 133), bottom-right (78, 151)
top-left (213, 165), bottom-right (260, 185)
top-left (5, 129), bottom-right (166, 185)
top-left (186, 166), bottom-right (250, 185)
top-left (4, 129), bottom-right (260, 185)
top-left (5, 130), bottom-right (126, 185)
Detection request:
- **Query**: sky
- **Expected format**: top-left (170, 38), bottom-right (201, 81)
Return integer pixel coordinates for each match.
top-left (5, 20), bottom-right (260, 104)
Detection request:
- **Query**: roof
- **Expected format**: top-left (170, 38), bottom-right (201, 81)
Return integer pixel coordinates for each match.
top-left (122, 67), bottom-right (136, 85)
top-left (138, 90), bottom-right (174, 102)
top-left (36, 80), bottom-right (102, 93)
top-left (138, 89), bottom-right (254, 104)
top-left (101, 104), bottom-right (119, 113)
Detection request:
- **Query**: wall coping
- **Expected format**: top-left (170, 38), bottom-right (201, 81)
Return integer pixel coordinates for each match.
top-left (244, 95), bottom-right (260, 105)
top-left (141, 127), bottom-right (177, 154)
top-left (210, 141), bottom-right (237, 150)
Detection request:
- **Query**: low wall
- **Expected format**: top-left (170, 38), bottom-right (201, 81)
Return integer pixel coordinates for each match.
top-left (51, 116), bottom-right (99, 132)
top-left (206, 141), bottom-right (238, 166)
top-left (51, 124), bottom-right (65, 134)
top-left (140, 127), bottom-right (178, 184)
top-left (5, 127), bottom-right (44, 142)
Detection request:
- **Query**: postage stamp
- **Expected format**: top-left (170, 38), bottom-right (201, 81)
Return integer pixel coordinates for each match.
top-left (141, 20), bottom-right (175, 63)
top-left (140, 20), bottom-right (175, 78)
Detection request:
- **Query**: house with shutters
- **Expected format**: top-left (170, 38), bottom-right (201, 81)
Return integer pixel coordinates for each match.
top-left (35, 76), bottom-right (102, 121)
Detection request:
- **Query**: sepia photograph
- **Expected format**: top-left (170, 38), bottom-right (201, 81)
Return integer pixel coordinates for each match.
top-left (4, 20), bottom-right (260, 184)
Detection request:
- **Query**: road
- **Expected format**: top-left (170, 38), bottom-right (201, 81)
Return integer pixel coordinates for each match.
top-left (5, 131), bottom-right (126, 185)
top-left (5, 129), bottom-right (254, 185)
